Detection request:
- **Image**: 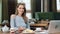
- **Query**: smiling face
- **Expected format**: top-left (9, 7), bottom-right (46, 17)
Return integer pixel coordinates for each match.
top-left (17, 5), bottom-right (25, 16)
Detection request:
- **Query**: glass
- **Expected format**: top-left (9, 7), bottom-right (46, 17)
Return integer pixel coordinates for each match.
top-left (10, 28), bottom-right (15, 34)
top-left (2, 20), bottom-right (9, 26)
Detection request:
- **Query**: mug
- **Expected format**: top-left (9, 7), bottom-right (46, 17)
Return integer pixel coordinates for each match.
top-left (10, 28), bottom-right (15, 34)
top-left (36, 28), bottom-right (42, 31)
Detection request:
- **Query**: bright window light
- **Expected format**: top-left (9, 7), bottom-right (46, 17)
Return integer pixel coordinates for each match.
top-left (17, 0), bottom-right (31, 10)
top-left (57, 0), bottom-right (60, 10)
top-left (26, 13), bottom-right (32, 19)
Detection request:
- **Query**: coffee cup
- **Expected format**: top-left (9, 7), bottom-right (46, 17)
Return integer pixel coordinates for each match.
top-left (35, 28), bottom-right (42, 31)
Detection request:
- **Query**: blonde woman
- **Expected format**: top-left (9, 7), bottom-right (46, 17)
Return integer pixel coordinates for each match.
top-left (10, 3), bottom-right (30, 33)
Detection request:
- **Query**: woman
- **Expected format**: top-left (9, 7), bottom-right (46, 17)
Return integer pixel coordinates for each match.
top-left (10, 3), bottom-right (30, 33)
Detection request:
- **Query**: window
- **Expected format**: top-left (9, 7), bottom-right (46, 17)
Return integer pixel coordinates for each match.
top-left (56, 0), bottom-right (60, 12)
top-left (17, 0), bottom-right (31, 10)
top-left (26, 13), bottom-right (32, 19)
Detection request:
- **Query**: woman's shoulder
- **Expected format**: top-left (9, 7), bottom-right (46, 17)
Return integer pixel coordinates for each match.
top-left (10, 14), bottom-right (16, 18)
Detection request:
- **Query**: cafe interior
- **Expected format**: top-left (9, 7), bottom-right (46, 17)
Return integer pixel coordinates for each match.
top-left (0, 0), bottom-right (60, 34)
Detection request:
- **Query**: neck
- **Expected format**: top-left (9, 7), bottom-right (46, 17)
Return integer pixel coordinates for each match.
top-left (18, 14), bottom-right (22, 17)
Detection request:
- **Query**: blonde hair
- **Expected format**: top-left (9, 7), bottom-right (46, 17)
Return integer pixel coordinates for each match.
top-left (15, 3), bottom-right (26, 15)
top-left (15, 3), bottom-right (27, 23)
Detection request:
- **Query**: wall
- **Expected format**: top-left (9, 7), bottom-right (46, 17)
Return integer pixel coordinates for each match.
top-left (2, 0), bottom-right (8, 20)
top-left (8, 0), bottom-right (17, 21)
top-left (0, 0), bottom-right (2, 31)
top-left (31, 0), bottom-right (36, 18)
top-left (48, 0), bottom-right (57, 12)
top-left (0, 0), bottom-right (2, 24)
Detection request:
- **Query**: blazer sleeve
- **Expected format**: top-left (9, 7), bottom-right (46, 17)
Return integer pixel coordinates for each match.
top-left (10, 15), bottom-right (18, 30)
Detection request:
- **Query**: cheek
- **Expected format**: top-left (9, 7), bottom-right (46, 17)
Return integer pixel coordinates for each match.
top-left (18, 10), bottom-right (24, 13)
top-left (20, 9), bottom-right (24, 13)
top-left (22, 9), bottom-right (24, 12)
top-left (18, 8), bottom-right (24, 11)
top-left (17, 8), bottom-right (21, 11)
top-left (22, 10), bottom-right (24, 13)
top-left (20, 9), bottom-right (24, 12)
top-left (17, 8), bottom-right (24, 13)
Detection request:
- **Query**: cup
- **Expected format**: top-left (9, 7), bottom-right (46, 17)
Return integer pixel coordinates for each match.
top-left (10, 28), bottom-right (15, 34)
top-left (36, 28), bottom-right (42, 31)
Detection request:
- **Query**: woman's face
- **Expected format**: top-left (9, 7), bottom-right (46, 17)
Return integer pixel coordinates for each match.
top-left (17, 5), bottom-right (24, 15)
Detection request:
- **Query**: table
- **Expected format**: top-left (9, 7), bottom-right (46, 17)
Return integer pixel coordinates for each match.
top-left (30, 24), bottom-right (48, 30)
top-left (30, 24), bottom-right (48, 27)
top-left (0, 31), bottom-right (60, 34)
top-left (0, 31), bottom-right (10, 34)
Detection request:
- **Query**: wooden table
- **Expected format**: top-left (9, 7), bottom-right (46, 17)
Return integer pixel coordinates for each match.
top-left (30, 23), bottom-right (48, 30)
top-left (30, 24), bottom-right (48, 27)
top-left (0, 31), bottom-right (60, 34)
top-left (0, 31), bottom-right (10, 34)
top-left (49, 32), bottom-right (60, 34)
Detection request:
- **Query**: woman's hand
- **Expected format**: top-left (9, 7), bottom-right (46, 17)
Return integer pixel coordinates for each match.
top-left (18, 27), bottom-right (26, 33)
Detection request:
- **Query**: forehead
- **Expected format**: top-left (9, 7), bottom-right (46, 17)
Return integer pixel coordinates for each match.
top-left (18, 5), bottom-right (24, 8)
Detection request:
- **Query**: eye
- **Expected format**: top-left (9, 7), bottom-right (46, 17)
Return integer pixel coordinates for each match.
top-left (19, 8), bottom-right (24, 9)
top-left (22, 8), bottom-right (24, 9)
top-left (19, 8), bottom-right (21, 9)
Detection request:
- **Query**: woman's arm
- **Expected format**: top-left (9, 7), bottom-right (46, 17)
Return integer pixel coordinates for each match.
top-left (10, 14), bottom-right (18, 30)
top-left (26, 21), bottom-right (30, 29)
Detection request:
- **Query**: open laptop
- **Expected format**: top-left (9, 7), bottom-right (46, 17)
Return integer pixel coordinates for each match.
top-left (48, 20), bottom-right (60, 33)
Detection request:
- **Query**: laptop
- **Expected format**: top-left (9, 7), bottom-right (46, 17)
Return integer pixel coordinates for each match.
top-left (48, 20), bottom-right (60, 33)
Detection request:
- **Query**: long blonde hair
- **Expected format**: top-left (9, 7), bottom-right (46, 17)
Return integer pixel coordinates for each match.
top-left (15, 3), bottom-right (28, 23)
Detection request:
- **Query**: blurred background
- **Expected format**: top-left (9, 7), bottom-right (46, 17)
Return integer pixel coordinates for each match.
top-left (0, 0), bottom-right (60, 31)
